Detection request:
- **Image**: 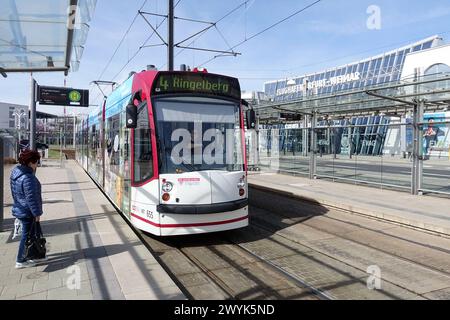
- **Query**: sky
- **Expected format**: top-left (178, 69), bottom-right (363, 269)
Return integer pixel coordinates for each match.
top-left (1, 0), bottom-right (450, 116)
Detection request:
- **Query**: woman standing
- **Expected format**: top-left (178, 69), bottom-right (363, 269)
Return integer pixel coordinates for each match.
top-left (10, 149), bottom-right (43, 269)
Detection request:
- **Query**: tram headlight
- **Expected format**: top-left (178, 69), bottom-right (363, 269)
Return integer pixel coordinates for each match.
top-left (162, 181), bottom-right (173, 193)
top-left (237, 177), bottom-right (246, 189)
top-left (238, 176), bottom-right (246, 196)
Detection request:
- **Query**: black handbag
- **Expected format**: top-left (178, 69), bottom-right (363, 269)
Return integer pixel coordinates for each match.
top-left (25, 221), bottom-right (46, 260)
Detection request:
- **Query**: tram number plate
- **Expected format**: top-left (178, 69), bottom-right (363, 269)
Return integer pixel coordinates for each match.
top-left (145, 210), bottom-right (154, 220)
top-left (133, 205), bottom-right (154, 220)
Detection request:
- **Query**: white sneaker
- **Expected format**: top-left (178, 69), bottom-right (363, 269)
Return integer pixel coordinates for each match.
top-left (30, 257), bottom-right (48, 263)
top-left (15, 260), bottom-right (37, 269)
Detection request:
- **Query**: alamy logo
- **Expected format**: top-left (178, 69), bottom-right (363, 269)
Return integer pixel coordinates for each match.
top-left (366, 5), bottom-right (381, 30)
top-left (366, 265), bottom-right (382, 290)
top-left (66, 265), bottom-right (81, 290)
top-left (170, 123), bottom-right (241, 166)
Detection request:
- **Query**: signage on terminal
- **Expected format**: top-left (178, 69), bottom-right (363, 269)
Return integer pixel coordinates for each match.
top-left (276, 72), bottom-right (361, 96)
top-left (37, 86), bottom-right (89, 107)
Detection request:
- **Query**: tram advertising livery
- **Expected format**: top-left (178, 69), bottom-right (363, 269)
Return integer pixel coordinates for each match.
top-left (76, 69), bottom-right (248, 236)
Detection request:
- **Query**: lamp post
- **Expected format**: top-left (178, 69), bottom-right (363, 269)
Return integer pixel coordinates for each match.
top-left (13, 108), bottom-right (26, 141)
top-left (13, 108), bottom-right (26, 158)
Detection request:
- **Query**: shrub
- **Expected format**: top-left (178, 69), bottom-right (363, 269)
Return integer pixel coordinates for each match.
top-left (3, 157), bottom-right (17, 164)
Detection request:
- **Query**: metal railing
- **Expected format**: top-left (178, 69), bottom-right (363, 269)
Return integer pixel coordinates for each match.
top-left (247, 119), bottom-right (450, 197)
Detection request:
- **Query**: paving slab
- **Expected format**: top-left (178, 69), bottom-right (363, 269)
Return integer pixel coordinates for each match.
top-left (1, 160), bottom-right (185, 300)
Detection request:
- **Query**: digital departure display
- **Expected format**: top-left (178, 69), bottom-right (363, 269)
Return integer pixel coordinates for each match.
top-left (152, 71), bottom-right (241, 100)
top-left (37, 86), bottom-right (89, 107)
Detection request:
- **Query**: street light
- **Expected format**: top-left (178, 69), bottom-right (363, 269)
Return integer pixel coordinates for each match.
top-left (13, 108), bottom-right (26, 141)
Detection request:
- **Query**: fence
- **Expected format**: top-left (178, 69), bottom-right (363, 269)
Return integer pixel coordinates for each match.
top-left (247, 118), bottom-right (450, 196)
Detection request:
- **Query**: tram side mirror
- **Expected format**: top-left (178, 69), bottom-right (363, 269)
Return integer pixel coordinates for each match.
top-left (126, 91), bottom-right (141, 129)
top-left (126, 104), bottom-right (137, 128)
top-left (246, 109), bottom-right (256, 129)
top-left (241, 99), bottom-right (256, 129)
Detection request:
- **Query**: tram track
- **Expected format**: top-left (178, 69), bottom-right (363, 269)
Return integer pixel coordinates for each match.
top-left (246, 194), bottom-right (450, 299)
top-left (135, 203), bottom-right (450, 300)
top-left (83, 163), bottom-right (330, 300)
top-left (88, 163), bottom-right (450, 300)
top-left (232, 241), bottom-right (335, 300)
top-left (139, 231), bottom-right (330, 300)
top-left (250, 204), bottom-right (450, 280)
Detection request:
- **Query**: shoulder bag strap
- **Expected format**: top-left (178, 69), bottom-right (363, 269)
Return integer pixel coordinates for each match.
top-left (35, 221), bottom-right (43, 238)
top-left (27, 219), bottom-right (36, 240)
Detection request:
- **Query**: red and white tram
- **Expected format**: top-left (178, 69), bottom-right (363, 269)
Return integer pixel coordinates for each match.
top-left (76, 69), bottom-right (248, 235)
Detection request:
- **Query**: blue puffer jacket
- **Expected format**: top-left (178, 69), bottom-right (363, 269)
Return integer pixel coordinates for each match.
top-left (10, 165), bottom-right (43, 219)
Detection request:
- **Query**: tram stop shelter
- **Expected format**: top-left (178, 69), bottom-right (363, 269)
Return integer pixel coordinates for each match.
top-left (253, 72), bottom-right (450, 196)
top-left (0, 0), bottom-right (96, 76)
top-left (0, 0), bottom-right (97, 231)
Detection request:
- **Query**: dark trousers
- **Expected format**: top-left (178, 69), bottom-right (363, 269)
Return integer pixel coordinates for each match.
top-left (17, 217), bottom-right (34, 263)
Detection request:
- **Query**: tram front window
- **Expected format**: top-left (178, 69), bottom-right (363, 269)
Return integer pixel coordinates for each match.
top-left (154, 97), bottom-right (244, 174)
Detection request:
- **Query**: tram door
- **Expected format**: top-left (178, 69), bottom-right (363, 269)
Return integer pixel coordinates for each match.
top-left (121, 111), bottom-right (131, 219)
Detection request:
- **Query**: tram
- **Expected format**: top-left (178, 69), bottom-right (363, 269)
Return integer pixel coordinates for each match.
top-left (76, 68), bottom-right (248, 236)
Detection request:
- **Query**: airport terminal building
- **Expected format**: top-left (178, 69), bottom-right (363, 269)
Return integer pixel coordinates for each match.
top-left (258, 35), bottom-right (450, 159)
top-left (250, 35), bottom-right (450, 195)
top-left (264, 35), bottom-right (447, 102)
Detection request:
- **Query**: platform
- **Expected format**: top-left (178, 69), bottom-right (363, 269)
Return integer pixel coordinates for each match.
top-left (248, 172), bottom-right (450, 237)
top-left (0, 159), bottom-right (185, 300)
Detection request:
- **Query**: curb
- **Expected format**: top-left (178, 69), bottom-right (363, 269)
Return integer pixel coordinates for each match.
top-left (249, 183), bottom-right (450, 238)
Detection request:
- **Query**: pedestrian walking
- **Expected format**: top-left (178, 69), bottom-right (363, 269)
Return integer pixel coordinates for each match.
top-left (10, 149), bottom-right (44, 268)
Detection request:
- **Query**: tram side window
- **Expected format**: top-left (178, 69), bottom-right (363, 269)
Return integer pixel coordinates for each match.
top-left (108, 114), bottom-right (121, 174)
top-left (133, 102), bottom-right (153, 183)
top-left (90, 125), bottom-right (97, 158)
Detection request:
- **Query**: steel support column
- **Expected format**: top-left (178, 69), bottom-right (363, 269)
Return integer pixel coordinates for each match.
top-left (101, 99), bottom-right (106, 187)
top-left (0, 136), bottom-right (4, 232)
top-left (302, 116), bottom-right (308, 157)
top-left (255, 117), bottom-right (260, 169)
top-left (309, 112), bottom-right (317, 179)
top-left (29, 77), bottom-right (37, 151)
top-left (167, 0), bottom-right (174, 71)
top-left (411, 100), bottom-right (424, 195)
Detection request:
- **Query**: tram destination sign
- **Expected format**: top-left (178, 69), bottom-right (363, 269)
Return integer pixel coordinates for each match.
top-left (153, 72), bottom-right (241, 100)
top-left (37, 86), bottom-right (89, 107)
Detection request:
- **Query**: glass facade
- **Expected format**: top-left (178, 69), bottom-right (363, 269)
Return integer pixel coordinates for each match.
top-left (264, 36), bottom-right (440, 102)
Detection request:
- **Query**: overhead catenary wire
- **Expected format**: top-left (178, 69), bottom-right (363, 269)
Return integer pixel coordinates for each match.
top-left (158, 0), bottom-right (251, 70)
top-left (210, 32), bottom-right (450, 81)
top-left (90, 0), bottom-right (149, 107)
top-left (91, 0), bottom-right (184, 107)
top-left (97, 0), bottom-right (244, 85)
top-left (93, 0), bottom-right (323, 106)
top-left (104, 0), bottom-right (243, 78)
top-left (96, 0), bottom-right (149, 81)
top-left (197, 0), bottom-right (323, 68)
